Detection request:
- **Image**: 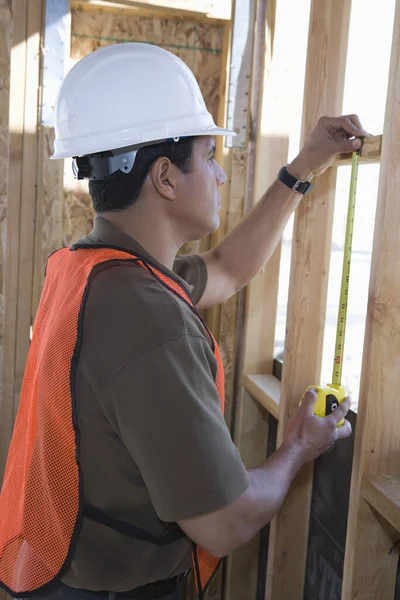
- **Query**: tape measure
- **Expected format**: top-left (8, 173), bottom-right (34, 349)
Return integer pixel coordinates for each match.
top-left (302, 149), bottom-right (360, 425)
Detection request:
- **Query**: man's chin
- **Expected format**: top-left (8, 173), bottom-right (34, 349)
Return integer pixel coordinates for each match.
top-left (187, 218), bottom-right (220, 243)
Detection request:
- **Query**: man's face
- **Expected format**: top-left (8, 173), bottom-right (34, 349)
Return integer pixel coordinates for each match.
top-left (173, 136), bottom-right (227, 242)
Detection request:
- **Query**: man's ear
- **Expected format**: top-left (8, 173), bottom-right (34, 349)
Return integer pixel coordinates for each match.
top-left (150, 157), bottom-right (177, 201)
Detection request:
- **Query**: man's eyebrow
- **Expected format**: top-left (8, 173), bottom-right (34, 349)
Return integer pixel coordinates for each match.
top-left (209, 143), bottom-right (217, 154)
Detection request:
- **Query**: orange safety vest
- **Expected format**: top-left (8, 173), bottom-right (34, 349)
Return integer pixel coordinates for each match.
top-left (0, 245), bottom-right (225, 600)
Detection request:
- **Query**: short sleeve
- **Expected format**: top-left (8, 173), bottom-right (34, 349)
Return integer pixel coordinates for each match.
top-left (104, 334), bottom-right (249, 522)
top-left (173, 254), bottom-right (207, 304)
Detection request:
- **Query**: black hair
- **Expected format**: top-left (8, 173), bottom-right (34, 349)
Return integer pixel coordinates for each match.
top-left (88, 137), bottom-right (195, 213)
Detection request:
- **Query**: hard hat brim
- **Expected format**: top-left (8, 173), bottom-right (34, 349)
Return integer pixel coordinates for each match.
top-left (51, 128), bottom-right (236, 160)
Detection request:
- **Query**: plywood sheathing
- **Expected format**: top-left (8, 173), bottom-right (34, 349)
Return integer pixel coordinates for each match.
top-left (61, 5), bottom-right (226, 255)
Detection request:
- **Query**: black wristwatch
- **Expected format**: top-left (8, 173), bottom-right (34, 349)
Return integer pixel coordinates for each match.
top-left (277, 166), bottom-right (314, 195)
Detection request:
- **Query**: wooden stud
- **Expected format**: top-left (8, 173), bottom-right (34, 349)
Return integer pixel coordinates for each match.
top-left (14, 0), bottom-right (44, 419)
top-left (1, 0), bottom-right (28, 482)
top-left (216, 0), bottom-right (257, 431)
top-left (1, 0), bottom-right (44, 479)
top-left (0, 0), bottom-right (19, 592)
top-left (266, 2), bottom-right (352, 598)
top-left (0, 0), bottom-right (13, 491)
top-left (342, 2), bottom-right (400, 597)
top-left (222, 0), bottom-right (302, 597)
top-left (218, 147), bottom-right (251, 428)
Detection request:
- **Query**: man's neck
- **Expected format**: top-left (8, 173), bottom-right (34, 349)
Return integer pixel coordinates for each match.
top-left (99, 209), bottom-right (180, 271)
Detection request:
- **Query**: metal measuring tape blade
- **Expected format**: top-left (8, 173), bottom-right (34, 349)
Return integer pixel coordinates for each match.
top-left (301, 148), bottom-right (360, 424)
top-left (332, 149), bottom-right (360, 386)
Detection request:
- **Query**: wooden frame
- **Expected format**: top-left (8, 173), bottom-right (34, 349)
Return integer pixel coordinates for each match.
top-left (2, 1), bottom-right (400, 600)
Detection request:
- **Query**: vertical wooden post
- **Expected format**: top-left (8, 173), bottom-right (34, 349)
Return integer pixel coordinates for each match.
top-left (0, 5), bottom-right (14, 600)
top-left (0, 4), bottom-right (43, 600)
top-left (265, 2), bottom-right (352, 598)
top-left (1, 0), bottom-right (44, 473)
top-left (0, 0), bottom-right (12, 481)
top-left (0, 0), bottom-right (43, 473)
top-left (342, 2), bottom-right (400, 597)
top-left (0, 0), bottom-right (28, 482)
top-left (223, 0), bottom-right (296, 597)
top-left (0, 0), bottom-right (44, 481)
top-left (15, 0), bottom-right (44, 417)
top-left (216, 0), bottom-right (258, 430)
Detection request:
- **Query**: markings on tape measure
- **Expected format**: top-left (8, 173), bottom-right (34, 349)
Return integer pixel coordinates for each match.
top-left (332, 150), bottom-right (360, 386)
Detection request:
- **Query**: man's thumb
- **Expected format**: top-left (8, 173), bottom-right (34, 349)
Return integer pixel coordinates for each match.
top-left (340, 137), bottom-right (361, 153)
top-left (302, 388), bottom-right (317, 410)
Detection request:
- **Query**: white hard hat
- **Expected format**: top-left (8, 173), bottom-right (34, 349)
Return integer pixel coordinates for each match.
top-left (52, 43), bottom-right (235, 163)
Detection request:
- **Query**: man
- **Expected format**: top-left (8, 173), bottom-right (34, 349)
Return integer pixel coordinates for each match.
top-left (0, 43), bottom-right (366, 600)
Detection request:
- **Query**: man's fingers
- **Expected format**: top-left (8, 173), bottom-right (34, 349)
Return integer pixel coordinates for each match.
top-left (338, 136), bottom-right (362, 153)
top-left (334, 419), bottom-right (352, 441)
top-left (327, 395), bottom-right (352, 426)
top-left (340, 114), bottom-right (370, 137)
top-left (337, 116), bottom-right (368, 152)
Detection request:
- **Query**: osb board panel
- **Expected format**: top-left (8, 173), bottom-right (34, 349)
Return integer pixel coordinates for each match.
top-left (33, 127), bottom-right (65, 316)
top-left (63, 5), bottom-right (225, 247)
top-left (0, 0), bottom-right (12, 397)
top-left (71, 7), bottom-right (223, 127)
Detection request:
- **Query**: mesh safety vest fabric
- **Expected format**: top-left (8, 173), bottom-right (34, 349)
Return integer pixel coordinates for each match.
top-left (0, 246), bottom-right (225, 599)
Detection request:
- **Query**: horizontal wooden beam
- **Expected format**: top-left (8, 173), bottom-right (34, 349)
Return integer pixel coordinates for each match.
top-left (362, 476), bottom-right (400, 533)
top-left (333, 134), bottom-right (382, 166)
top-left (243, 374), bottom-right (280, 419)
top-left (72, 0), bottom-right (228, 22)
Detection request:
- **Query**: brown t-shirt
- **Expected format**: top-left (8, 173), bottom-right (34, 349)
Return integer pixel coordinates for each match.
top-left (62, 217), bottom-right (249, 592)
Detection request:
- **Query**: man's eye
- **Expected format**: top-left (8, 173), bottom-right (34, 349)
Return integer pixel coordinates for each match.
top-left (209, 154), bottom-right (215, 161)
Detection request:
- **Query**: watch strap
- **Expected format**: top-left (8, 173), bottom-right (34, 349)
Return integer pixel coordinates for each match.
top-left (277, 166), bottom-right (314, 195)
